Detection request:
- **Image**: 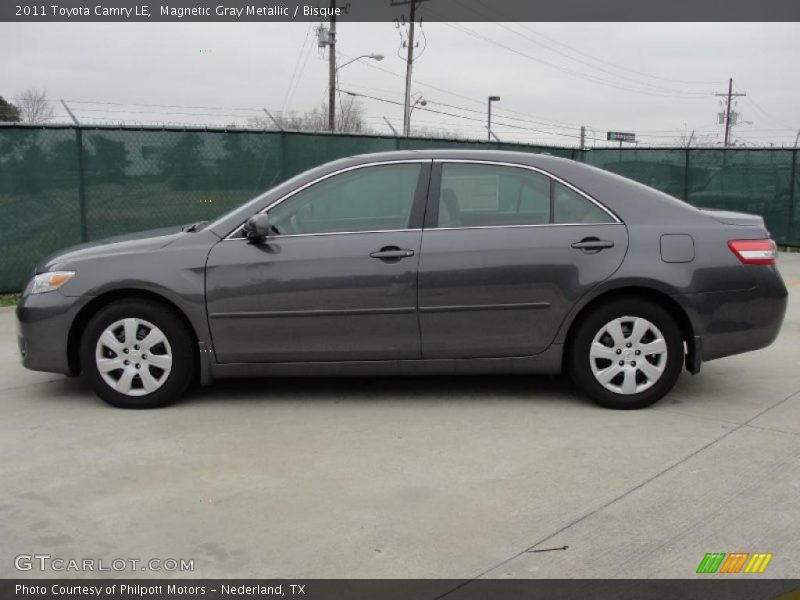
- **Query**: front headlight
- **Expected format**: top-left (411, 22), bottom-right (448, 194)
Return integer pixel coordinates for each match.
top-left (30, 271), bottom-right (76, 294)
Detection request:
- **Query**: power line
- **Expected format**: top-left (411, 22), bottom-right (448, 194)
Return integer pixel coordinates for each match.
top-left (743, 95), bottom-right (795, 130)
top-left (430, 19), bottom-right (712, 99)
top-left (337, 81), bottom-right (767, 139)
top-left (335, 50), bottom-right (585, 130)
top-left (490, 22), bottom-right (715, 94)
top-left (338, 88), bottom-right (583, 139)
top-left (339, 82), bottom-right (581, 132)
top-left (455, 0), bottom-right (723, 87)
top-left (333, 65), bottom-right (586, 133)
top-left (282, 23), bottom-right (316, 113)
top-left (23, 95), bottom-right (799, 143)
top-left (65, 106), bottom-right (264, 119)
top-left (29, 98), bottom-right (270, 112)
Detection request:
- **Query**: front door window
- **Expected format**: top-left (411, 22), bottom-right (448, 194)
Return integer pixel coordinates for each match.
top-left (269, 163), bottom-right (422, 235)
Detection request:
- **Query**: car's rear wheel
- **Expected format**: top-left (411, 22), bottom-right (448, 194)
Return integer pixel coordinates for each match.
top-left (80, 300), bottom-right (194, 408)
top-left (568, 298), bottom-right (684, 409)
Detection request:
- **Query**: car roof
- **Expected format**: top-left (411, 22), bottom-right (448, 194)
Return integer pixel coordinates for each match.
top-left (343, 148), bottom-right (576, 168)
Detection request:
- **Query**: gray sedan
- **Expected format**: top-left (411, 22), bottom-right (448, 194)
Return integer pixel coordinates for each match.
top-left (16, 150), bottom-right (788, 409)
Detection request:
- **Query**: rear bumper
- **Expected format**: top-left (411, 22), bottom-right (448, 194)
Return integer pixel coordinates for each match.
top-left (16, 291), bottom-right (90, 375)
top-left (675, 266), bottom-right (788, 363)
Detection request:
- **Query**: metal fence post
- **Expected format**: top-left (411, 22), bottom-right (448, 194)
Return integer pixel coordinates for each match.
top-left (788, 148), bottom-right (797, 245)
top-left (279, 130), bottom-right (287, 182)
top-left (62, 101), bottom-right (88, 242)
top-left (76, 126), bottom-right (88, 242)
top-left (683, 147), bottom-right (691, 202)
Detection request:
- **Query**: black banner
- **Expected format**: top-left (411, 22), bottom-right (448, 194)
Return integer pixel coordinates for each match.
top-left (4, 580), bottom-right (800, 600)
top-left (3, 0), bottom-right (800, 22)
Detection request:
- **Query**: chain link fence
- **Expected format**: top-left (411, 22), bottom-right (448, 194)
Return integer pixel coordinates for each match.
top-left (0, 124), bottom-right (797, 292)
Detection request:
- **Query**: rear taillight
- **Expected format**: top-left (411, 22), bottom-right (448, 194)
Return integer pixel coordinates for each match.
top-left (727, 239), bottom-right (778, 265)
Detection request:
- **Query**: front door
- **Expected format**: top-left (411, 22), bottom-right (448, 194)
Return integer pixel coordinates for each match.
top-left (419, 161), bottom-right (629, 359)
top-left (206, 161), bottom-right (430, 363)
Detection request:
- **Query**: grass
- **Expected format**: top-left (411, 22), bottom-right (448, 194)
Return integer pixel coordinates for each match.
top-left (0, 294), bottom-right (20, 307)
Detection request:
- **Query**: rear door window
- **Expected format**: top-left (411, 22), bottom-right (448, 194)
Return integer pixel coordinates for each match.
top-left (552, 182), bottom-right (615, 224)
top-left (437, 163), bottom-right (551, 227)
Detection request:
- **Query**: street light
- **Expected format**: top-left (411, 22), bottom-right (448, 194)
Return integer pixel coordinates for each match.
top-left (487, 95), bottom-right (500, 141)
top-left (336, 53), bottom-right (384, 72)
top-left (410, 95), bottom-right (427, 112)
top-left (331, 53), bottom-right (383, 133)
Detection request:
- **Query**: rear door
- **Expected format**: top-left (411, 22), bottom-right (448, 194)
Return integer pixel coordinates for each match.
top-left (418, 160), bottom-right (629, 359)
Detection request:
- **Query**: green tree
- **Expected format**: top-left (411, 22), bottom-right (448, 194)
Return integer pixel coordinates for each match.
top-left (159, 133), bottom-right (207, 190)
top-left (215, 134), bottom-right (261, 189)
top-left (87, 135), bottom-right (129, 184)
top-left (0, 96), bottom-right (21, 122)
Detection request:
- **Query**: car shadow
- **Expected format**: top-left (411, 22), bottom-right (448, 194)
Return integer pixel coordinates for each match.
top-left (27, 370), bottom-right (710, 412)
top-left (187, 373), bottom-right (586, 408)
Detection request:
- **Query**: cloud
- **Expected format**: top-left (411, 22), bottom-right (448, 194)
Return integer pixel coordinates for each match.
top-left (1, 22), bottom-right (798, 146)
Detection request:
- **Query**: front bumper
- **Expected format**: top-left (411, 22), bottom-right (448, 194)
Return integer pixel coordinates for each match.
top-left (675, 266), bottom-right (788, 363)
top-left (16, 291), bottom-right (91, 375)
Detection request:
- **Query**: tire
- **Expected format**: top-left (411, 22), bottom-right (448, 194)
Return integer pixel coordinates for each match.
top-left (79, 300), bottom-right (195, 409)
top-left (568, 298), bottom-right (684, 410)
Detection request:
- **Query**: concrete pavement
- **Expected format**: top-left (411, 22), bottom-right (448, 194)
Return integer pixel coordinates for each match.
top-left (1, 254), bottom-right (799, 579)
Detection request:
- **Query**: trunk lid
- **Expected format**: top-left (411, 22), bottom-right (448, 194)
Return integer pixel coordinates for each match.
top-left (700, 208), bottom-right (765, 228)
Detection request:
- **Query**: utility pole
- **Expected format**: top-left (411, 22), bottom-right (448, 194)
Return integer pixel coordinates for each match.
top-left (715, 78), bottom-right (746, 148)
top-left (327, 0), bottom-right (337, 132)
top-left (579, 126), bottom-right (586, 150)
top-left (402, 0), bottom-right (416, 137)
top-left (392, 0), bottom-right (430, 136)
top-left (794, 129), bottom-right (800, 148)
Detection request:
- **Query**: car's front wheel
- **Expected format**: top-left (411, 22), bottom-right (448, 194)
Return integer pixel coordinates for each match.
top-left (568, 298), bottom-right (684, 409)
top-left (80, 300), bottom-right (195, 408)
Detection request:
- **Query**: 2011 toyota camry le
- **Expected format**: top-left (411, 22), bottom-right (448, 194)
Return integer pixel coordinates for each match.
top-left (16, 150), bottom-right (788, 409)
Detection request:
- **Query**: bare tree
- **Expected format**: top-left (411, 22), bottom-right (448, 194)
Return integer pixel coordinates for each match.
top-left (17, 88), bottom-right (55, 124)
top-left (335, 95), bottom-right (366, 133)
top-left (674, 131), bottom-right (719, 147)
top-left (248, 96), bottom-right (368, 133)
top-left (409, 126), bottom-right (467, 140)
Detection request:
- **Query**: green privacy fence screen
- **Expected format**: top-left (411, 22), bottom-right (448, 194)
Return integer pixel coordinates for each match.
top-left (0, 124), bottom-right (798, 292)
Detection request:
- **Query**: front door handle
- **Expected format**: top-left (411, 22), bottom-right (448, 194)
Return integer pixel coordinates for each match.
top-left (571, 238), bottom-right (615, 253)
top-left (370, 246), bottom-right (415, 260)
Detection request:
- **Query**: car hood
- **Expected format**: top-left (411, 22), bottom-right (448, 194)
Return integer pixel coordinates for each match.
top-left (36, 225), bottom-right (191, 273)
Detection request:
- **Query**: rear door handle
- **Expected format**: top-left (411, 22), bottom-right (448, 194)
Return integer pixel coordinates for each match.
top-left (571, 238), bottom-right (615, 252)
top-left (370, 246), bottom-right (415, 260)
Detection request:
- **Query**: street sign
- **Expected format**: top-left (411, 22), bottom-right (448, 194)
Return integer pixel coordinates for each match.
top-left (607, 131), bottom-right (636, 142)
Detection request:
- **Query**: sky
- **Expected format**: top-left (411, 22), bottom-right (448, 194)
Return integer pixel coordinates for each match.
top-left (2, 20), bottom-right (799, 147)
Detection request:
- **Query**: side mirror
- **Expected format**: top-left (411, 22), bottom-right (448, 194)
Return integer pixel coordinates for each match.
top-left (243, 214), bottom-right (270, 242)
